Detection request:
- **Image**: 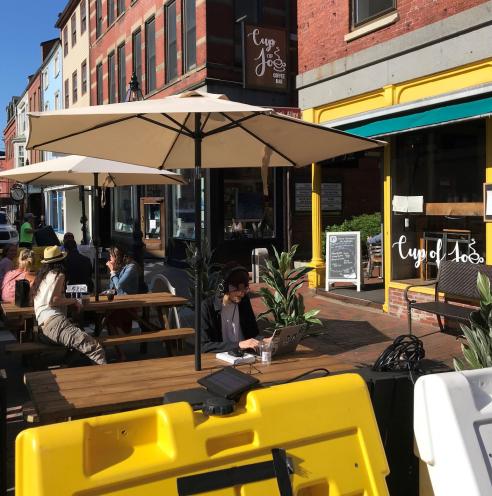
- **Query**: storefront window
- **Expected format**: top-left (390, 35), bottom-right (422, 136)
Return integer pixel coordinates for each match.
top-left (223, 168), bottom-right (275, 240)
top-left (171, 169), bottom-right (203, 239)
top-left (49, 191), bottom-right (64, 233)
top-left (113, 186), bottom-right (135, 233)
top-left (391, 120), bottom-right (485, 281)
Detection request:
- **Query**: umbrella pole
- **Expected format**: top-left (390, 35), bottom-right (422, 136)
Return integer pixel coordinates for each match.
top-left (93, 173), bottom-right (100, 302)
top-left (194, 113), bottom-right (202, 371)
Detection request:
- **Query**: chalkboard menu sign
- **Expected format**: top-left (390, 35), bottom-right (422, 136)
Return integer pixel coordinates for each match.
top-left (325, 231), bottom-right (361, 292)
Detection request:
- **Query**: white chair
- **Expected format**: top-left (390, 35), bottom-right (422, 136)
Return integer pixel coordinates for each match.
top-left (149, 274), bottom-right (181, 328)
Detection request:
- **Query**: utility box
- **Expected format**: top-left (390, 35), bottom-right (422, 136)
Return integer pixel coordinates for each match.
top-left (414, 368), bottom-right (492, 496)
top-left (251, 248), bottom-right (268, 283)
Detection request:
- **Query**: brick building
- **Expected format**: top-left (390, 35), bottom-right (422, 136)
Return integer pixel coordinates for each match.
top-left (1, 98), bottom-right (19, 218)
top-left (88, 0), bottom-right (298, 263)
top-left (297, 1), bottom-right (492, 323)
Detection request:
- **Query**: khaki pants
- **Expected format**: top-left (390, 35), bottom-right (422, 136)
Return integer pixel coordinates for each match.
top-left (40, 314), bottom-right (107, 365)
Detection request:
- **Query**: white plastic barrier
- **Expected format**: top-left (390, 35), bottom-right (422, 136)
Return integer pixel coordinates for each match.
top-left (251, 247), bottom-right (268, 284)
top-left (414, 368), bottom-right (492, 496)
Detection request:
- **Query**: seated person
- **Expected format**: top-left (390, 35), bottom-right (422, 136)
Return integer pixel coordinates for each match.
top-left (32, 246), bottom-right (106, 365)
top-left (201, 263), bottom-right (261, 353)
top-left (64, 239), bottom-right (94, 293)
top-left (367, 233), bottom-right (382, 245)
top-left (1, 249), bottom-right (36, 303)
top-left (104, 246), bottom-right (142, 360)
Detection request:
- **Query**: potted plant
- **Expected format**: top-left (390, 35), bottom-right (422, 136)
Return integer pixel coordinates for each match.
top-left (454, 272), bottom-right (492, 370)
top-left (257, 245), bottom-right (322, 333)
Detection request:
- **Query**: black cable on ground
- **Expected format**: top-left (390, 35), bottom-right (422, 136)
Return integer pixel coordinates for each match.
top-left (372, 335), bottom-right (425, 375)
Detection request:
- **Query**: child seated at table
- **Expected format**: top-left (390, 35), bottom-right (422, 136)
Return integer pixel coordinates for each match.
top-left (1, 249), bottom-right (36, 303)
top-left (32, 246), bottom-right (106, 365)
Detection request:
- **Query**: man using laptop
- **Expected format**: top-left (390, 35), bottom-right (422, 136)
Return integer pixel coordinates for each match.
top-left (201, 263), bottom-right (264, 353)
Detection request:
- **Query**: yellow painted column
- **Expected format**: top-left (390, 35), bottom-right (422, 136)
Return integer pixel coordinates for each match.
top-left (308, 162), bottom-right (325, 288)
top-left (486, 117), bottom-right (492, 264)
top-left (382, 143), bottom-right (392, 312)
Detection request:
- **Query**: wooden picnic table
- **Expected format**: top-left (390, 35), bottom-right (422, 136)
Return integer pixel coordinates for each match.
top-left (24, 343), bottom-right (353, 423)
top-left (1, 292), bottom-right (188, 320)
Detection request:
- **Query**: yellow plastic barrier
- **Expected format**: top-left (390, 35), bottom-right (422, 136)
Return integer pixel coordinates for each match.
top-left (16, 374), bottom-right (389, 495)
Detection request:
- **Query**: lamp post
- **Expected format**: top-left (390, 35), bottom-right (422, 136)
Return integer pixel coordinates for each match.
top-left (125, 74), bottom-right (145, 285)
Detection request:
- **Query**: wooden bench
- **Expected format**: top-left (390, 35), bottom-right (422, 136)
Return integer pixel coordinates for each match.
top-left (97, 328), bottom-right (194, 347)
top-left (5, 328), bottom-right (194, 354)
top-left (404, 260), bottom-right (492, 334)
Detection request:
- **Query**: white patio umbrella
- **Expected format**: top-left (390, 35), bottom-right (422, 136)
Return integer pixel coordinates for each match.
top-left (27, 90), bottom-right (384, 370)
top-left (0, 155), bottom-right (185, 299)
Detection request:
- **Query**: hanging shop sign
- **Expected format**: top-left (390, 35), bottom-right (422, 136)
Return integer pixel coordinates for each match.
top-left (325, 231), bottom-right (362, 292)
top-left (245, 25), bottom-right (288, 91)
top-left (295, 182), bottom-right (342, 212)
top-left (392, 235), bottom-right (484, 268)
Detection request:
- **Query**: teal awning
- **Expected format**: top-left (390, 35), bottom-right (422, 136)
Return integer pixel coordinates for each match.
top-left (337, 95), bottom-right (492, 137)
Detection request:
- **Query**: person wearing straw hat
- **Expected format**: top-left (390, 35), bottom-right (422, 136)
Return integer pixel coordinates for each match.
top-left (32, 246), bottom-right (106, 365)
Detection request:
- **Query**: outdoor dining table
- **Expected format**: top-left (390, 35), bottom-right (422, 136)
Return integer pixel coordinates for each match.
top-left (23, 343), bottom-right (354, 424)
top-left (1, 292), bottom-right (188, 321)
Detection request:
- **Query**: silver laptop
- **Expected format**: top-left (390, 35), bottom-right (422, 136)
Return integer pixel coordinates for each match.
top-left (269, 325), bottom-right (305, 356)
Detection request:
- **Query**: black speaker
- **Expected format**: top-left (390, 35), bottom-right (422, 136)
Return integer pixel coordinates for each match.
top-left (34, 225), bottom-right (60, 247)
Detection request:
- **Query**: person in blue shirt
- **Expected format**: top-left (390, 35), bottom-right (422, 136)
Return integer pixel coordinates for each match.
top-left (367, 233), bottom-right (382, 245)
top-left (105, 245), bottom-right (143, 360)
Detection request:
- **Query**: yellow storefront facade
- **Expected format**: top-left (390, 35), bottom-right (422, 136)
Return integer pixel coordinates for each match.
top-left (304, 57), bottom-right (492, 315)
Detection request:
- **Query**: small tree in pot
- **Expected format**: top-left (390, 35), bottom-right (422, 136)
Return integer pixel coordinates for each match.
top-left (257, 245), bottom-right (322, 331)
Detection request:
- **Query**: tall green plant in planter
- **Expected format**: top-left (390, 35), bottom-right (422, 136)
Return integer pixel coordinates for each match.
top-left (184, 240), bottom-right (222, 310)
top-left (454, 272), bottom-right (492, 370)
top-left (258, 245), bottom-right (322, 331)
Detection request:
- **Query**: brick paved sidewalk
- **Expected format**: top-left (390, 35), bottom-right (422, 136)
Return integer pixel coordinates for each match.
top-left (249, 283), bottom-right (463, 369)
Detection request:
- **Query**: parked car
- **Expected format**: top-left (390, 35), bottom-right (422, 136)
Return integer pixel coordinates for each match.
top-left (0, 212), bottom-right (19, 247)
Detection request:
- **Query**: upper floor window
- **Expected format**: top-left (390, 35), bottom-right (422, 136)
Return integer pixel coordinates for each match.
top-left (183, 0), bottom-right (196, 73)
top-left (352, 0), bottom-right (395, 27)
top-left (54, 52), bottom-right (60, 76)
top-left (117, 0), bottom-right (125, 17)
top-left (43, 70), bottom-right (49, 90)
top-left (108, 51), bottom-right (116, 103)
top-left (117, 44), bottom-right (126, 102)
top-left (96, 0), bottom-right (103, 38)
top-left (145, 17), bottom-right (156, 93)
top-left (132, 29), bottom-right (142, 89)
top-left (44, 101), bottom-right (50, 112)
top-left (71, 12), bottom-right (77, 47)
top-left (54, 91), bottom-right (60, 110)
top-left (80, 0), bottom-right (87, 34)
top-left (17, 145), bottom-right (25, 168)
top-left (96, 63), bottom-right (103, 104)
top-left (81, 59), bottom-right (88, 95)
top-left (63, 26), bottom-right (68, 56)
top-left (72, 71), bottom-right (78, 104)
top-left (108, 0), bottom-right (115, 26)
top-left (64, 78), bottom-right (70, 108)
top-left (165, 1), bottom-right (177, 82)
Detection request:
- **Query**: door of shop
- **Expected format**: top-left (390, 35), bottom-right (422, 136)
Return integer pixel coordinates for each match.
top-left (140, 197), bottom-right (165, 257)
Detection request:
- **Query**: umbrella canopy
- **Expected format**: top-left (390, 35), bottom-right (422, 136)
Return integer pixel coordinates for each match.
top-left (26, 90), bottom-right (385, 371)
top-left (0, 155), bottom-right (186, 186)
top-left (27, 90), bottom-right (383, 168)
top-left (0, 156), bottom-right (186, 300)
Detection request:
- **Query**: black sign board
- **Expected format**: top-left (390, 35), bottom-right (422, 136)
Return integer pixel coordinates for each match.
top-left (245, 25), bottom-right (288, 92)
top-left (325, 231), bottom-right (361, 291)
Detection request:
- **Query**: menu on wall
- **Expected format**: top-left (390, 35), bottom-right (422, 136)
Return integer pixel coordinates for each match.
top-left (245, 25), bottom-right (288, 91)
top-left (325, 231), bottom-right (361, 292)
top-left (295, 182), bottom-right (343, 212)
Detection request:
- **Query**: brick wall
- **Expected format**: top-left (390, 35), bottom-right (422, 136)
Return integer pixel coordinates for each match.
top-left (298, 0), bottom-right (489, 75)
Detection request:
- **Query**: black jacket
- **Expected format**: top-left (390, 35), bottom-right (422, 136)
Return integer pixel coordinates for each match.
top-left (65, 250), bottom-right (94, 293)
top-left (201, 294), bottom-right (259, 353)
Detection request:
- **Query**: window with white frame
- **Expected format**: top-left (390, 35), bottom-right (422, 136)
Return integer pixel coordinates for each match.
top-left (80, 0), bottom-right (87, 34)
top-left (54, 52), bottom-right (60, 76)
top-left (113, 187), bottom-right (135, 232)
top-left (71, 12), bottom-right (77, 46)
top-left (44, 101), bottom-right (50, 112)
top-left (43, 69), bottom-right (49, 90)
top-left (16, 145), bottom-right (25, 168)
top-left (54, 91), bottom-right (60, 110)
top-left (352, 0), bottom-right (396, 27)
top-left (49, 191), bottom-right (65, 232)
